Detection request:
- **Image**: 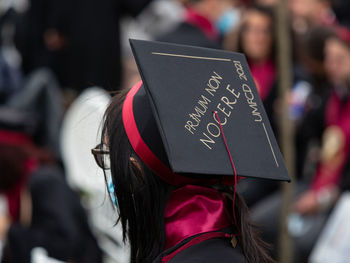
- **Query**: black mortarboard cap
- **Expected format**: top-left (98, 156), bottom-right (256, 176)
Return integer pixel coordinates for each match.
top-left (124, 39), bottom-right (290, 185)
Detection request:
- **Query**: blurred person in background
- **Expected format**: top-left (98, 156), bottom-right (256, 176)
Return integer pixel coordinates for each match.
top-left (0, 6), bottom-right (23, 104)
top-left (14, 0), bottom-right (71, 87)
top-left (289, 0), bottom-right (337, 35)
top-left (0, 50), bottom-right (22, 104)
top-left (6, 69), bottom-right (64, 160)
top-left (289, 0), bottom-right (338, 96)
top-left (291, 26), bottom-right (350, 261)
top-left (293, 27), bottom-right (334, 180)
top-left (225, 5), bottom-right (279, 206)
top-left (158, 0), bottom-right (242, 49)
top-left (0, 109), bottom-right (102, 263)
top-left (15, 0), bottom-right (153, 92)
top-left (251, 27), bottom-right (350, 262)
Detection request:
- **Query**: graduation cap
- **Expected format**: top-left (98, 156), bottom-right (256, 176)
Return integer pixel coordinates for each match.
top-left (123, 39), bottom-right (290, 186)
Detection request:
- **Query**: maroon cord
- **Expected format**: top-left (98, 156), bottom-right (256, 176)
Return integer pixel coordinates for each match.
top-left (213, 111), bottom-right (239, 231)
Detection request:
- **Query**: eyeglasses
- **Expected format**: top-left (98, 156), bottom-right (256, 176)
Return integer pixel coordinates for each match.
top-left (91, 143), bottom-right (110, 170)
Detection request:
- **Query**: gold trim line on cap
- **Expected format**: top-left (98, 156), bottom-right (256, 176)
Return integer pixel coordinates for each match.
top-left (262, 122), bottom-right (279, 167)
top-left (152, 52), bottom-right (231, 62)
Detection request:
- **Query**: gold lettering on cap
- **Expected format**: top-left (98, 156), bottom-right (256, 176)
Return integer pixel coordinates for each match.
top-left (213, 110), bottom-right (228, 125)
top-left (242, 84), bottom-right (262, 122)
top-left (190, 107), bottom-right (205, 122)
top-left (187, 95), bottom-right (211, 127)
top-left (232, 60), bottom-right (278, 167)
top-left (198, 95), bottom-right (211, 112)
top-left (185, 72), bottom-right (222, 136)
top-left (205, 72), bottom-right (222, 97)
top-left (152, 51), bottom-right (278, 166)
top-left (233, 60), bottom-right (248, 81)
top-left (184, 121), bottom-right (198, 134)
top-left (220, 96), bottom-right (237, 110)
top-left (200, 132), bottom-right (216, 150)
top-left (207, 122), bottom-right (221, 138)
top-left (226, 84), bottom-right (240, 99)
top-left (216, 103), bottom-right (231, 118)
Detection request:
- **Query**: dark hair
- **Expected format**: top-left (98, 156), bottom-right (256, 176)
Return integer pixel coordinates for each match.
top-left (226, 5), bottom-right (276, 61)
top-left (102, 88), bottom-right (275, 263)
top-left (294, 26), bottom-right (334, 76)
top-left (304, 27), bottom-right (334, 63)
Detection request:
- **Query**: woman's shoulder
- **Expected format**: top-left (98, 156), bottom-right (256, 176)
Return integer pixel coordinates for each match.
top-left (153, 236), bottom-right (247, 263)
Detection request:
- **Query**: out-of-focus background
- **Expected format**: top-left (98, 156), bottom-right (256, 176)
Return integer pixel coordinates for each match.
top-left (0, 0), bottom-right (350, 262)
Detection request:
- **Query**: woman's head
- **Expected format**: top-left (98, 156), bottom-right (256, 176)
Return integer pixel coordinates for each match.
top-left (237, 6), bottom-right (275, 63)
top-left (324, 30), bottom-right (350, 86)
top-left (100, 84), bottom-right (220, 262)
top-left (101, 87), bottom-right (173, 263)
top-left (300, 26), bottom-right (334, 76)
top-left (99, 82), bottom-right (275, 263)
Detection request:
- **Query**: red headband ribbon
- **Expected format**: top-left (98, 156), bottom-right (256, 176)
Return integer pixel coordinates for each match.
top-left (122, 81), bottom-right (205, 186)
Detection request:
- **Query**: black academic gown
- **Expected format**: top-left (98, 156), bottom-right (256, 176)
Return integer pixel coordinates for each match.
top-left (153, 230), bottom-right (247, 263)
top-left (5, 165), bottom-right (102, 263)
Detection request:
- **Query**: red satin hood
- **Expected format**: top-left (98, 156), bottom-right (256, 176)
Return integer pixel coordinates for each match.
top-left (164, 185), bottom-right (233, 249)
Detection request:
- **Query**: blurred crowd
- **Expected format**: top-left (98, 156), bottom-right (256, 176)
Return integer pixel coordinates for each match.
top-left (0, 0), bottom-right (350, 262)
